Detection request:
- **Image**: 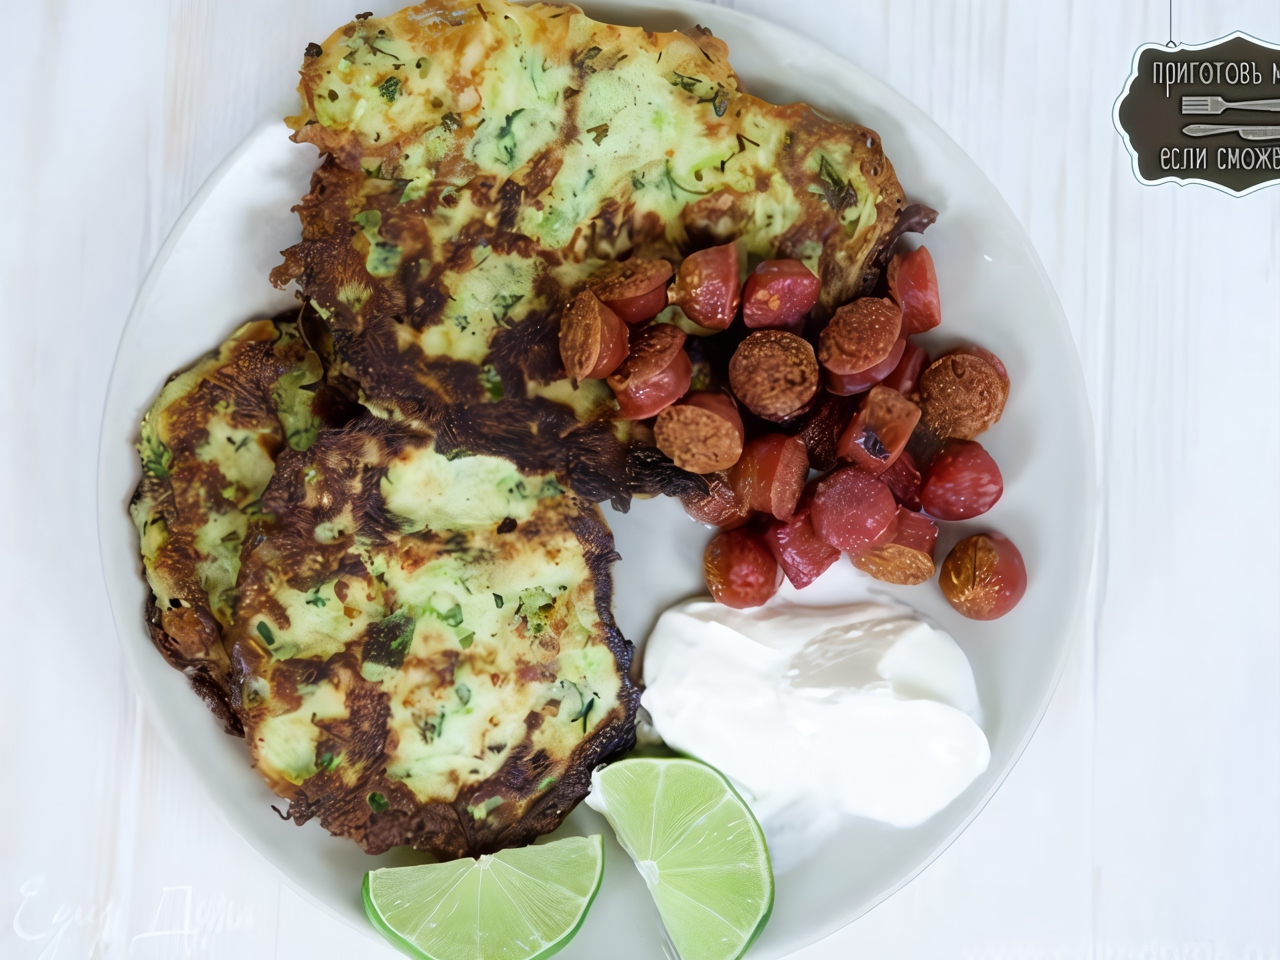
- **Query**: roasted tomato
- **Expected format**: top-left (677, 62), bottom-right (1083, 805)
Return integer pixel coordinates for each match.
top-left (836, 385), bottom-right (921, 475)
top-left (589, 257), bottom-right (674, 325)
top-left (558, 290), bottom-right (630, 381)
top-left (764, 499), bottom-right (840, 588)
top-left (880, 448), bottom-right (923, 511)
top-left (939, 532), bottom-right (1027, 619)
top-left (728, 434), bottom-right (809, 521)
top-left (880, 340), bottom-right (929, 396)
top-left (920, 439), bottom-right (1003, 520)
top-left (608, 324), bottom-right (691, 420)
top-left (823, 337), bottom-right (907, 396)
top-left (887, 245), bottom-right (941, 336)
top-left (852, 507), bottom-right (938, 585)
top-left (681, 472), bottom-right (751, 529)
top-left (809, 466), bottom-right (899, 554)
top-left (704, 528), bottom-right (782, 608)
top-left (668, 243), bottom-right (741, 331)
top-left (741, 259), bottom-right (821, 332)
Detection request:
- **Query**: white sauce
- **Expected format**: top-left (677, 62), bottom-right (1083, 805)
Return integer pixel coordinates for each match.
top-left (641, 597), bottom-right (990, 872)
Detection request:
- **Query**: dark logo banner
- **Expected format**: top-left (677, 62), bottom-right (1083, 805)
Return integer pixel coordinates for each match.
top-left (1114, 33), bottom-right (1280, 195)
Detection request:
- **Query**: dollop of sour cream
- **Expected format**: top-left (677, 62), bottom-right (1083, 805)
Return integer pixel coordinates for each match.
top-left (641, 599), bottom-right (991, 872)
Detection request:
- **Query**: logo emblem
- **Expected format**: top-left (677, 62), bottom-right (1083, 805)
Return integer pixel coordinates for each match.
top-left (1114, 32), bottom-right (1280, 195)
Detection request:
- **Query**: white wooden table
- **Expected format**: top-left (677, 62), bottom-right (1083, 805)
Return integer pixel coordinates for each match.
top-left (3, 0), bottom-right (1277, 957)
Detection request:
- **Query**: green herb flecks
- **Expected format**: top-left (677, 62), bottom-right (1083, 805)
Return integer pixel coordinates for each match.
top-left (493, 593), bottom-right (504, 609)
top-left (569, 696), bottom-right (596, 734)
top-left (817, 154), bottom-right (858, 212)
top-left (256, 621), bottom-right (276, 646)
top-left (362, 611), bottom-right (416, 668)
top-left (139, 428), bottom-right (173, 479)
top-left (456, 684), bottom-right (471, 706)
top-left (378, 76), bottom-right (400, 101)
top-left (494, 108), bottom-right (526, 167)
top-left (305, 589), bottom-right (328, 607)
top-left (368, 792), bottom-right (390, 812)
top-left (479, 364), bottom-right (504, 401)
top-left (492, 291), bottom-right (523, 323)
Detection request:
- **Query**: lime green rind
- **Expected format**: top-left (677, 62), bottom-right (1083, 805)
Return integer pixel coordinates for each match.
top-left (363, 834), bottom-right (605, 960)
top-left (593, 758), bottom-right (774, 960)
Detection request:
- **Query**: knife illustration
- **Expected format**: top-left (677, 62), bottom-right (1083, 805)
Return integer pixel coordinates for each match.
top-left (1182, 124), bottom-right (1280, 141)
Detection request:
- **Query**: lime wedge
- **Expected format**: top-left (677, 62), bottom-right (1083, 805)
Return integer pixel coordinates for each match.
top-left (587, 758), bottom-right (774, 960)
top-left (363, 834), bottom-right (604, 960)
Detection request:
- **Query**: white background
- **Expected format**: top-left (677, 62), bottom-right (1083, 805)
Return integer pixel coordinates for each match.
top-left (2, 0), bottom-right (1278, 958)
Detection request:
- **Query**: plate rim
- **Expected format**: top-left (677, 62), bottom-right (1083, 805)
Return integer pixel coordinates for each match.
top-left (95, 0), bottom-right (1097, 952)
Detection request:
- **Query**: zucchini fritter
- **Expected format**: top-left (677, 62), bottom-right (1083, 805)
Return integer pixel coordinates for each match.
top-left (271, 0), bottom-right (905, 472)
top-left (130, 315), bottom-right (338, 731)
top-left (227, 417), bottom-right (638, 858)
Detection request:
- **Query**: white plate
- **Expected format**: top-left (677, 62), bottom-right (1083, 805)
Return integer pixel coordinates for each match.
top-left (96, 2), bottom-right (1094, 956)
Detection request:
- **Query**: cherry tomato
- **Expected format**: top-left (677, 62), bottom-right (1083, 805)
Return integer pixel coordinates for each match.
top-left (608, 284), bottom-right (670, 325)
top-left (939, 532), bottom-right (1026, 620)
top-left (728, 434), bottom-right (809, 521)
top-left (836, 385), bottom-right (921, 475)
top-left (880, 448), bottom-right (923, 511)
top-left (920, 439), bottom-right (1004, 520)
top-left (823, 337), bottom-right (907, 396)
top-left (809, 466), bottom-right (899, 553)
top-left (590, 257), bottom-right (674, 324)
top-left (946, 344), bottom-right (1010, 392)
top-left (852, 507), bottom-right (939, 585)
top-left (741, 259), bottom-right (821, 332)
top-left (880, 340), bottom-right (929, 396)
top-left (611, 350), bottom-right (692, 420)
top-left (559, 290), bottom-right (630, 381)
top-left (764, 500), bottom-right (840, 589)
top-left (704, 528), bottom-right (782, 608)
top-left (681, 472), bottom-right (751, 529)
top-left (668, 243), bottom-right (741, 330)
top-left (887, 246), bottom-right (941, 336)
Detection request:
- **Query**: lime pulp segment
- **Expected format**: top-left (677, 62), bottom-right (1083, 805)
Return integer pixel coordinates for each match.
top-left (363, 834), bottom-right (604, 960)
top-left (587, 757), bottom-right (774, 960)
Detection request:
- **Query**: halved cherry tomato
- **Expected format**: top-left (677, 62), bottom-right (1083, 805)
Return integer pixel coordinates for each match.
top-left (880, 448), bottom-right (923, 511)
top-left (823, 337), bottom-right (907, 396)
top-left (728, 434), bottom-right (809, 521)
top-left (852, 507), bottom-right (939, 585)
top-left (880, 340), bottom-right (929, 396)
top-left (764, 499), bottom-right (840, 588)
top-left (836, 385), bottom-right (921, 475)
top-left (668, 243), bottom-right (741, 331)
top-left (945, 344), bottom-right (1010, 393)
top-left (887, 246), bottom-right (941, 336)
top-left (741, 259), bottom-right (821, 332)
top-left (809, 466), bottom-right (899, 553)
top-left (611, 350), bottom-right (692, 420)
top-left (607, 284), bottom-right (670, 325)
top-left (704, 527), bottom-right (782, 608)
top-left (681, 472), bottom-right (751, 529)
top-left (559, 290), bottom-right (630, 382)
top-left (589, 258), bottom-right (674, 325)
top-left (920, 438), bottom-right (1003, 520)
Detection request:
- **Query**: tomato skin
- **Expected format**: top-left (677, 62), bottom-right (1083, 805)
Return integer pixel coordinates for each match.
top-left (606, 284), bottom-right (670, 325)
top-left (728, 434), bottom-right (809, 521)
top-left (880, 448), bottom-right (923, 511)
top-left (704, 528), bottom-right (782, 608)
top-left (823, 337), bottom-right (906, 396)
top-left (945, 344), bottom-right (1009, 391)
top-left (891, 507), bottom-right (939, 557)
top-left (880, 340), bottom-right (929, 396)
top-left (612, 351), bottom-right (692, 420)
top-left (741, 259), bottom-right (821, 332)
top-left (920, 439), bottom-right (1004, 520)
top-left (939, 532), bottom-right (1026, 620)
top-left (888, 246), bottom-right (941, 336)
top-left (764, 500), bottom-right (840, 589)
top-left (809, 466), bottom-right (899, 553)
top-left (668, 243), bottom-right (741, 330)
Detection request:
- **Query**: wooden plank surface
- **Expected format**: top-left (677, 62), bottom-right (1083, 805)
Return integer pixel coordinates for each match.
top-left (1, 0), bottom-right (1276, 957)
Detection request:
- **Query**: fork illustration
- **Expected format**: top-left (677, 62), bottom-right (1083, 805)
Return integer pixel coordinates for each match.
top-left (1182, 96), bottom-right (1280, 115)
